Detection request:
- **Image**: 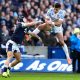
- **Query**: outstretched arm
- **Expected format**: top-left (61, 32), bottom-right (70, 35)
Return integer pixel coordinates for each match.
top-left (44, 15), bottom-right (63, 26)
top-left (21, 21), bottom-right (43, 27)
top-left (46, 19), bottom-right (63, 26)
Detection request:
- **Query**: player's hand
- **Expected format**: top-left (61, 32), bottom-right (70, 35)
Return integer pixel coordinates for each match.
top-left (45, 20), bottom-right (55, 26)
top-left (45, 20), bottom-right (52, 25)
top-left (21, 22), bottom-right (27, 26)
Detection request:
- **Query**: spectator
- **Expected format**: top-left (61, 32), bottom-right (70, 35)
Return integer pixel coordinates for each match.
top-left (70, 28), bottom-right (80, 73)
top-left (0, 0), bottom-right (79, 47)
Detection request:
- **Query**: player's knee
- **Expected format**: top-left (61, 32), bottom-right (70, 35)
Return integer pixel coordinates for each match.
top-left (17, 59), bottom-right (21, 63)
top-left (5, 61), bottom-right (9, 65)
top-left (38, 26), bottom-right (43, 30)
top-left (38, 24), bottom-right (46, 30)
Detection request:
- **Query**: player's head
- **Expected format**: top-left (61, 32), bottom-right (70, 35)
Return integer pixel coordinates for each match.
top-left (53, 3), bottom-right (61, 13)
top-left (18, 16), bottom-right (27, 22)
top-left (18, 16), bottom-right (24, 22)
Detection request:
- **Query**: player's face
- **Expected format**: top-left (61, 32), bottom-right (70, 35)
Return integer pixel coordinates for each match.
top-left (54, 7), bottom-right (60, 13)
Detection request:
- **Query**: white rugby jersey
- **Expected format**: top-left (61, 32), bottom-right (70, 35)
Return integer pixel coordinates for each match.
top-left (47, 8), bottom-right (66, 22)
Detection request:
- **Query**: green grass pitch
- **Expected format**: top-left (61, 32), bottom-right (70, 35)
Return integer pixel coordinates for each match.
top-left (0, 72), bottom-right (80, 80)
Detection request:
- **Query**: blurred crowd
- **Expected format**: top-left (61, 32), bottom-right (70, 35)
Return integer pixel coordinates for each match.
top-left (0, 0), bottom-right (80, 47)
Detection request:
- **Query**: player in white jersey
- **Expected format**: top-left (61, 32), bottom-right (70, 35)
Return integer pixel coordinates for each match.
top-left (29, 3), bottom-right (72, 64)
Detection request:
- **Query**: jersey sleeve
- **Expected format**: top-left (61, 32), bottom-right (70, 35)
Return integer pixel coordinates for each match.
top-left (46, 8), bottom-right (53, 17)
top-left (58, 10), bottom-right (66, 21)
top-left (46, 8), bottom-right (54, 21)
top-left (46, 9), bottom-right (50, 17)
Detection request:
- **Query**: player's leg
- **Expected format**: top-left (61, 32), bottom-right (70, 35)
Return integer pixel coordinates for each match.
top-left (9, 52), bottom-right (21, 67)
top-left (9, 42), bottom-right (21, 67)
top-left (56, 33), bottom-right (72, 64)
top-left (6, 45), bottom-right (21, 77)
top-left (5, 52), bottom-right (21, 77)
top-left (2, 52), bottom-right (13, 77)
top-left (2, 42), bottom-right (13, 77)
top-left (32, 23), bottom-right (51, 34)
top-left (3, 51), bottom-right (13, 71)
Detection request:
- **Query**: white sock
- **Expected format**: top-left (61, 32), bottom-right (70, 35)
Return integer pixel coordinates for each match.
top-left (32, 28), bottom-right (40, 34)
top-left (4, 64), bottom-right (8, 68)
top-left (62, 43), bottom-right (70, 59)
top-left (9, 63), bottom-right (11, 68)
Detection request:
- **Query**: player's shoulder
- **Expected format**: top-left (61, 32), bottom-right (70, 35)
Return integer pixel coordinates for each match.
top-left (58, 9), bottom-right (66, 15)
top-left (47, 8), bottom-right (54, 13)
top-left (57, 9), bottom-right (66, 19)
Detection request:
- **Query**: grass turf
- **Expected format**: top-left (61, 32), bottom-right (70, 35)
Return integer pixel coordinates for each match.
top-left (0, 72), bottom-right (80, 80)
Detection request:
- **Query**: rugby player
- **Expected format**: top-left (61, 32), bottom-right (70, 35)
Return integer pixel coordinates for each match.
top-left (30, 3), bottom-right (72, 64)
top-left (2, 16), bottom-right (42, 77)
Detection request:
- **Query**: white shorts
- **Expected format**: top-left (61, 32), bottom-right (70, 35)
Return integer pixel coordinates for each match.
top-left (53, 26), bottom-right (63, 34)
top-left (6, 40), bottom-right (20, 53)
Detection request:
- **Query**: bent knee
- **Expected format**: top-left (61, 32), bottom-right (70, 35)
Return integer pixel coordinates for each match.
top-left (38, 23), bottom-right (46, 30)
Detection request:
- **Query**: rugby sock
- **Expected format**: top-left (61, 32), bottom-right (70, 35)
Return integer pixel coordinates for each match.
top-left (3, 67), bottom-right (7, 72)
top-left (62, 43), bottom-right (70, 59)
top-left (32, 28), bottom-right (40, 34)
top-left (3, 65), bottom-right (8, 72)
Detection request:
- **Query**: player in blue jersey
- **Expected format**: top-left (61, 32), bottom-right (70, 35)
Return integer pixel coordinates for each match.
top-left (30, 3), bottom-right (72, 64)
top-left (2, 16), bottom-right (42, 77)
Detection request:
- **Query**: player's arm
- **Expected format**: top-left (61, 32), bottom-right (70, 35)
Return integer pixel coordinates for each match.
top-left (44, 16), bottom-right (62, 27)
top-left (46, 10), bottom-right (66, 26)
top-left (51, 19), bottom-right (63, 26)
top-left (45, 16), bottom-right (64, 27)
top-left (21, 21), bottom-right (42, 27)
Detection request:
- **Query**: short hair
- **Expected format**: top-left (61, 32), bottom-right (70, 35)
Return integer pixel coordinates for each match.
top-left (18, 16), bottom-right (24, 22)
top-left (53, 3), bottom-right (61, 8)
